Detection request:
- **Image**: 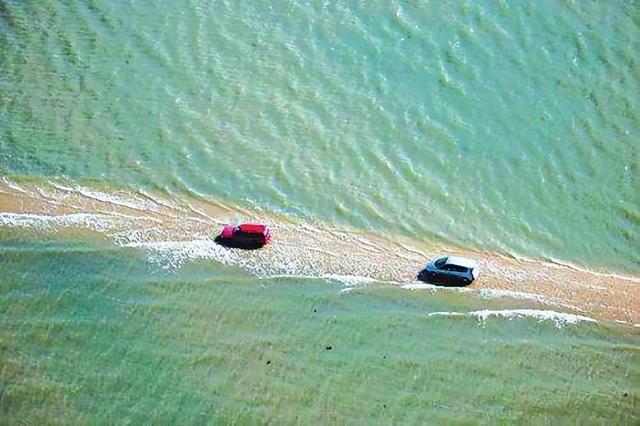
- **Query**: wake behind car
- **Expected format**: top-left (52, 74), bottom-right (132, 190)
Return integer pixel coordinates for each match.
top-left (215, 223), bottom-right (271, 249)
top-left (417, 256), bottom-right (478, 287)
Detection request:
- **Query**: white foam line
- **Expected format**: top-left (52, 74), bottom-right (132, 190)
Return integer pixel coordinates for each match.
top-left (613, 320), bottom-right (639, 327)
top-left (95, 210), bottom-right (163, 223)
top-left (476, 288), bottom-right (554, 304)
top-left (321, 274), bottom-right (376, 287)
top-left (123, 239), bottom-right (240, 270)
top-left (427, 311), bottom-right (466, 318)
top-left (75, 187), bottom-right (158, 213)
top-left (258, 273), bottom-right (373, 285)
top-left (547, 257), bottom-right (640, 283)
top-left (50, 182), bottom-right (169, 216)
top-left (401, 282), bottom-right (473, 292)
top-left (35, 187), bottom-right (66, 204)
top-left (0, 212), bottom-right (119, 233)
top-left (402, 283), bottom-right (437, 291)
top-left (127, 240), bottom-right (400, 286)
top-left (2, 177), bottom-right (27, 193)
top-left (427, 309), bottom-right (596, 329)
top-left (258, 273), bottom-right (319, 281)
top-left (475, 288), bottom-right (588, 312)
top-left (50, 182), bottom-right (74, 192)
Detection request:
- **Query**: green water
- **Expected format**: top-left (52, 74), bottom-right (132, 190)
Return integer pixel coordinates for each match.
top-left (1, 0), bottom-right (638, 270)
top-left (1, 0), bottom-right (639, 422)
top-left (1, 237), bottom-right (638, 423)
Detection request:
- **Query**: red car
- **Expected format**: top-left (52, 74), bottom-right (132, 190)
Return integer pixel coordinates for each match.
top-left (216, 223), bottom-right (271, 248)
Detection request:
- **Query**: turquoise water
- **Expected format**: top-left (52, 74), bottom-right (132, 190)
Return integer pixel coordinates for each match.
top-left (1, 0), bottom-right (637, 270)
top-left (1, 236), bottom-right (638, 423)
top-left (1, 1), bottom-right (639, 422)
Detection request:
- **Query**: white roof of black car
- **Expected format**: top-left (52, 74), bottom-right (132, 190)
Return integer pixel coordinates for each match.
top-left (445, 256), bottom-right (477, 269)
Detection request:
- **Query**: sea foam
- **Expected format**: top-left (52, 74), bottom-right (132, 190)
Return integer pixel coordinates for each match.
top-left (323, 274), bottom-right (376, 287)
top-left (427, 309), bottom-right (596, 329)
top-left (401, 282), bottom-right (473, 293)
top-left (0, 212), bottom-right (118, 233)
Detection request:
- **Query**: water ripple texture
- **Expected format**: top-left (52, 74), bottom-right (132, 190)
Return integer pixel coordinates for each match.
top-left (0, 1), bottom-right (638, 272)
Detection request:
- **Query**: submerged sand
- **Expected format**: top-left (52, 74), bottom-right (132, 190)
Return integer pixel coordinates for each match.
top-left (0, 177), bottom-right (638, 324)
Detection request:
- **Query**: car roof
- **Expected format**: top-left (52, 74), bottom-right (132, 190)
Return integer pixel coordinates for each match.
top-left (237, 223), bottom-right (268, 233)
top-left (445, 256), bottom-right (477, 269)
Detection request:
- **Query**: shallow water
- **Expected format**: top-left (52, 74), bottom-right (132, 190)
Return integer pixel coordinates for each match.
top-left (0, 0), bottom-right (639, 422)
top-left (1, 0), bottom-right (638, 271)
top-left (1, 237), bottom-right (638, 423)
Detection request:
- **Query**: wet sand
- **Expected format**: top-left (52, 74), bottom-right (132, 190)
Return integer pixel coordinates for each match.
top-left (1, 177), bottom-right (638, 324)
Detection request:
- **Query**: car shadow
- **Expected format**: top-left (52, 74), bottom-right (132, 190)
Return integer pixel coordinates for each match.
top-left (213, 235), bottom-right (266, 250)
top-left (416, 274), bottom-right (437, 285)
top-left (416, 274), bottom-right (470, 287)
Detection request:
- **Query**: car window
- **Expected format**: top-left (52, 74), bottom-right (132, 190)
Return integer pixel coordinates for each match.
top-left (447, 264), bottom-right (468, 273)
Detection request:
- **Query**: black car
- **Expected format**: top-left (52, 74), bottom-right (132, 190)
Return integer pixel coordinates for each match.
top-left (417, 256), bottom-right (478, 287)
